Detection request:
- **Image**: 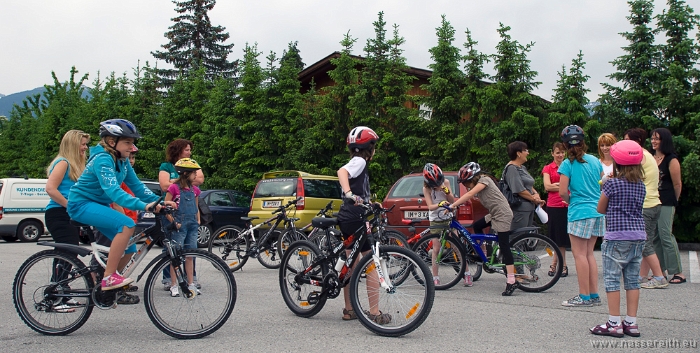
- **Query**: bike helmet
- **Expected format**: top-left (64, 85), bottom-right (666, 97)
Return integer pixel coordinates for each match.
top-left (99, 119), bottom-right (142, 139)
top-left (347, 126), bottom-right (379, 152)
top-left (610, 140), bottom-right (643, 165)
top-left (458, 162), bottom-right (481, 183)
top-left (131, 145), bottom-right (139, 153)
top-left (174, 158), bottom-right (201, 174)
top-left (561, 125), bottom-right (584, 145)
top-left (423, 163), bottom-right (445, 188)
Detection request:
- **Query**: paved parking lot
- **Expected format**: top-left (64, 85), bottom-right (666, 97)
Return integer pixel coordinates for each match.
top-left (0, 240), bottom-right (698, 352)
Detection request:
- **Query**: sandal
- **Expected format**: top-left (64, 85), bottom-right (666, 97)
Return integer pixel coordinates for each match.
top-left (364, 310), bottom-right (392, 325)
top-left (126, 284), bottom-right (139, 292)
top-left (116, 292), bottom-right (140, 305)
top-left (342, 308), bottom-right (357, 320)
top-left (561, 265), bottom-right (568, 278)
top-left (669, 274), bottom-right (686, 284)
top-left (548, 264), bottom-right (556, 277)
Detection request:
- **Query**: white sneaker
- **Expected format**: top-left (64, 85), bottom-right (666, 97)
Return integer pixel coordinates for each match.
top-left (187, 284), bottom-right (201, 298)
top-left (170, 285), bottom-right (180, 297)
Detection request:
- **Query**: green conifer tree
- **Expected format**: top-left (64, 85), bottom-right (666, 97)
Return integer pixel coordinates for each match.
top-left (152, 0), bottom-right (236, 87)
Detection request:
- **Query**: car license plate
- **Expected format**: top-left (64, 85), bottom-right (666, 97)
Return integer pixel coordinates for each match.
top-left (404, 211), bottom-right (428, 219)
top-left (142, 212), bottom-right (155, 218)
top-left (263, 201), bottom-right (282, 208)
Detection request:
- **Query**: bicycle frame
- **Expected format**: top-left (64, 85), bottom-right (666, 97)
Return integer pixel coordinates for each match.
top-left (299, 205), bottom-right (393, 292)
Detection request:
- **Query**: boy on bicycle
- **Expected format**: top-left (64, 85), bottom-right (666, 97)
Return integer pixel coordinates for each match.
top-left (336, 126), bottom-right (391, 324)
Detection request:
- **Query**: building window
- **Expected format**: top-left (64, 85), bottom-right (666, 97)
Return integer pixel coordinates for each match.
top-left (419, 104), bottom-right (432, 120)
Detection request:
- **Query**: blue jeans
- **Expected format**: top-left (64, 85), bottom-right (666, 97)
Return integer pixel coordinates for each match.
top-left (601, 240), bottom-right (644, 292)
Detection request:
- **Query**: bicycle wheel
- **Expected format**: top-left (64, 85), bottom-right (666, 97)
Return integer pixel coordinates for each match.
top-left (277, 229), bottom-right (307, 259)
top-left (279, 240), bottom-right (328, 317)
top-left (509, 233), bottom-right (563, 292)
top-left (208, 226), bottom-right (249, 272)
top-left (349, 245), bottom-right (434, 337)
top-left (309, 228), bottom-right (342, 255)
top-left (462, 242), bottom-right (483, 281)
top-left (144, 249), bottom-right (237, 339)
top-left (412, 234), bottom-right (466, 290)
top-left (257, 230), bottom-right (282, 269)
top-left (381, 230), bottom-right (409, 248)
top-left (13, 250), bottom-right (94, 335)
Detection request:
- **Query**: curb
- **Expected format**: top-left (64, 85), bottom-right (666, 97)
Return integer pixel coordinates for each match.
top-left (679, 243), bottom-right (700, 251)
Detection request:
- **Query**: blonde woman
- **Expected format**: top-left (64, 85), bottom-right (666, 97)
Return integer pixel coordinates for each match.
top-left (45, 130), bottom-right (90, 313)
top-left (46, 130), bottom-right (90, 246)
top-left (598, 133), bottom-right (617, 184)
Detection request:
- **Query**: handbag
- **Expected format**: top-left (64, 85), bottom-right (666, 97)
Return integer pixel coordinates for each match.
top-left (499, 164), bottom-right (522, 207)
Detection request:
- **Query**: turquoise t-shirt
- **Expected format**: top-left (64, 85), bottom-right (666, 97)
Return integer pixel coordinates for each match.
top-left (160, 162), bottom-right (178, 179)
top-left (46, 158), bottom-right (74, 210)
top-left (558, 153), bottom-right (604, 222)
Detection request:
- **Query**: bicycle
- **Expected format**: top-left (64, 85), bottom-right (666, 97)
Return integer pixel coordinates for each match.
top-left (412, 207), bottom-right (562, 291)
top-left (12, 202), bottom-right (237, 339)
top-left (279, 202), bottom-right (435, 337)
top-left (208, 197), bottom-right (302, 271)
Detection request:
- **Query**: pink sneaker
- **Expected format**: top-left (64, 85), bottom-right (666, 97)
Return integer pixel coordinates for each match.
top-left (463, 273), bottom-right (473, 287)
top-left (101, 272), bottom-right (134, 291)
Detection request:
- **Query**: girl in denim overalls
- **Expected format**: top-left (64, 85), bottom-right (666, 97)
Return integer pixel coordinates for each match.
top-left (164, 158), bottom-right (202, 297)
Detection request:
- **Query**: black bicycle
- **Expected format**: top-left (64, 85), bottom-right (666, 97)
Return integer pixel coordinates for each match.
top-left (279, 202), bottom-right (435, 337)
top-left (13, 202), bottom-right (237, 339)
top-left (208, 197), bottom-right (302, 271)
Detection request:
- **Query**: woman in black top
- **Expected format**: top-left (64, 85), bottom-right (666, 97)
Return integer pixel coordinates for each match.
top-left (650, 128), bottom-right (685, 284)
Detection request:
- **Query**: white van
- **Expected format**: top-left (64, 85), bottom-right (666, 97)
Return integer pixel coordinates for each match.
top-left (0, 178), bottom-right (50, 242)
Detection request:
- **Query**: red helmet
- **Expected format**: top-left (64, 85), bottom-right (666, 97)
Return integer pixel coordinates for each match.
top-left (458, 162), bottom-right (481, 183)
top-left (423, 163), bottom-right (444, 188)
top-left (347, 126), bottom-right (379, 152)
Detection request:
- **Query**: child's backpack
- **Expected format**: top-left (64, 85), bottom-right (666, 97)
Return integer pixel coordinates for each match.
top-left (199, 200), bottom-right (213, 226)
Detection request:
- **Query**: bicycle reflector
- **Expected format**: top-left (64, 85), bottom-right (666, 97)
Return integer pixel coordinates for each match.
top-left (295, 178), bottom-right (305, 210)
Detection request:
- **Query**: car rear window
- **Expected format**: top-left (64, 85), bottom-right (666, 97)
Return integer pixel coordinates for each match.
top-left (207, 191), bottom-right (233, 206)
top-left (388, 175), bottom-right (459, 198)
top-left (303, 179), bottom-right (342, 199)
top-left (254, 178), bottom-right (296, 197)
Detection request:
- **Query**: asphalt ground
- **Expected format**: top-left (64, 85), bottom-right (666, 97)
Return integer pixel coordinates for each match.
top-left (0, 239), bottom-right (698, 352)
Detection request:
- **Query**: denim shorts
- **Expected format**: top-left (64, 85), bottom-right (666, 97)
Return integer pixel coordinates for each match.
top-left (601, 240), bottom-right (644, 292)
top-left (567, 216), bottom-right (605, 239)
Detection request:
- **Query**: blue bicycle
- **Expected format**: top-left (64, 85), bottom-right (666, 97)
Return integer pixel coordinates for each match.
top-left (412, 209), bottom-right (563, 291)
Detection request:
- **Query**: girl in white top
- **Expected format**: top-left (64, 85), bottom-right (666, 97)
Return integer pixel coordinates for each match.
top-left (598, 133), bottom-right (617, 184)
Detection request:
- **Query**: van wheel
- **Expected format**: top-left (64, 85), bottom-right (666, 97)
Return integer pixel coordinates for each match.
top-left (18, 220), bottom-right (43, 242)
top-left (2, 235), bottom-right (18, 242)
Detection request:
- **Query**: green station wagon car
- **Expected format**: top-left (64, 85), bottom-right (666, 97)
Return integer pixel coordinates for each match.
top-left (248, 171), bottom-right (343, 231)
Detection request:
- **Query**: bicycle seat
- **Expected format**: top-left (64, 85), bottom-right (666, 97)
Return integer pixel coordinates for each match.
top-left (288, 217), bottom-right (300, 222)
top-left (312, 217), bottom-right (338, 229)
top-left (70, 220), bottom-right (90, 228)
top-left (241, 216), bottom-right (259, 221)
top-left (401, 219), bottom-right (423, 226)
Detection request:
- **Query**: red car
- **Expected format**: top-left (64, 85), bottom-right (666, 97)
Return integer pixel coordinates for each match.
top-left (382, 172), bottom-right (489, 238)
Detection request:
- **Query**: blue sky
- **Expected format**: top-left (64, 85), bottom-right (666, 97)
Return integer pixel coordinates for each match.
top-left (0, 0), bottom-right (689, 101)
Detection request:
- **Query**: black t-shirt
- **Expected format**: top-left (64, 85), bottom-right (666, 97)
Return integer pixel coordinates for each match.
top-left (337, 157), bottom-right (369, 223)
top-left (657, 153), bottom-right (678, 207)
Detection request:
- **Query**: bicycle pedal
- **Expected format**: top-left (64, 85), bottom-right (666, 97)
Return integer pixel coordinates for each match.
top-left (307, 291), bottom-right (321, 305)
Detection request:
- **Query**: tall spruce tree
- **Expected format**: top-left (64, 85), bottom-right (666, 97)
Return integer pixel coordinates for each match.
top-left (152, 0), bottom-right (236, 87)
top-left (473, 24), bottom-right (543, 175)
top-left (598, 0), bottom-right (662, 134)
top-left (419, 16), bottom-right (466, 165)
top-left (546, 52), bottom-right (593, 151)
top-left (655, 0), bottom-right (700, 135)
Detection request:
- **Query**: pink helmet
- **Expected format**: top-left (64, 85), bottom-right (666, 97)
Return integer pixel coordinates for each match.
top-left (610, 140), bottom-right (643, 165)
top-left (131, 145), bottom-right (139, 153)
